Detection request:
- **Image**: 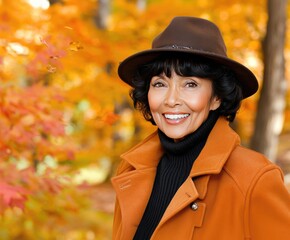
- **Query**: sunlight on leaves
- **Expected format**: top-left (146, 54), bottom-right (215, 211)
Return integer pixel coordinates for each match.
top-left (27, 0), bottom-right (50, 10)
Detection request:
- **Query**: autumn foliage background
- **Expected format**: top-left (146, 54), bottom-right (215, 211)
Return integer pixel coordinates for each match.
top-left (0, 0), bottom-right (289, 239)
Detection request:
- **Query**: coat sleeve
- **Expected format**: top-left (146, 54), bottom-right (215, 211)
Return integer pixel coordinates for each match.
top-left (244, 165), bottom-right (290, 239)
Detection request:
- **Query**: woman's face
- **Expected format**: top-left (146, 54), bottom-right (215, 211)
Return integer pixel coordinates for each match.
top-left (148, 71), bottom-right (221, 141)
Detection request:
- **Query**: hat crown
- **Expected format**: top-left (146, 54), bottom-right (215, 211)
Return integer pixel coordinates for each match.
top-left (152, 17), bottom-right (227, 57)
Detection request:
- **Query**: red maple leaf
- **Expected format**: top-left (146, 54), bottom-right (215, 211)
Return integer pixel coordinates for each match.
top-left (0, 182), bottom-right (28, 213)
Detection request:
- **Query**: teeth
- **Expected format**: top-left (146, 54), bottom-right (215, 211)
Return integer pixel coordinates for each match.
top-left (164, 114), bottom-right (189, 120)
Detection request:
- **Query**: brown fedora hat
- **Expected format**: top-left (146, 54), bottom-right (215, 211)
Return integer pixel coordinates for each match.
top-left (118, 16), bottom-right (258, 99)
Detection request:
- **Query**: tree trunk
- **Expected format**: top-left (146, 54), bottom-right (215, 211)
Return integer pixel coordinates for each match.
top-left (250, 0), bottom-right (287, 161)
top-left (48, 0), bottom-right (62, 5)
top-left (95, 0), bottom-right (111, 30)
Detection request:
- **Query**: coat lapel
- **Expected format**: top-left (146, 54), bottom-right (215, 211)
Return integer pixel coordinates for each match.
top-left (112, 168), bottom-right (157, 239)
top-left (111, 131), bottom-right (164, 239)
top-left (159, 177), bottom-right (200, 224)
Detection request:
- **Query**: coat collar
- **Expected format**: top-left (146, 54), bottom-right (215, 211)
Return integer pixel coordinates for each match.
top-left (120, 117), bottom-right (240, 176)
top-left (112, 117), bottom-right (241, 239)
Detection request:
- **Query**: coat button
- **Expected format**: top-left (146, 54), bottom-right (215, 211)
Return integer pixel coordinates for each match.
top-left (191, 202), bottom-right (198, 211)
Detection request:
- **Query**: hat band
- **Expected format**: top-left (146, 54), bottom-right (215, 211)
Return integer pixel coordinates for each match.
top-left (156, 44), bottom-right (228, 59)
top-left (158, 44), bottom-right (193, 50)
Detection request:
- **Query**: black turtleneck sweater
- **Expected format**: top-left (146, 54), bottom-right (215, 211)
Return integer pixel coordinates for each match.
top-left (133, 111), bottom-right (219, 240)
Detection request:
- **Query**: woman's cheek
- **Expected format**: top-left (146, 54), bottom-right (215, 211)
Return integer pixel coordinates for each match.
top-left (148, 91), bottom-right (163, 110)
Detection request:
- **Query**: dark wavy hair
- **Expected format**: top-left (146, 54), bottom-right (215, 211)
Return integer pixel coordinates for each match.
top-left (130, 53), bottom-right (243, 124)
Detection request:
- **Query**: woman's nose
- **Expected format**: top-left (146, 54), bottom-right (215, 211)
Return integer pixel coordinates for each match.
top-left (164, 86), bottom-right (181, 107)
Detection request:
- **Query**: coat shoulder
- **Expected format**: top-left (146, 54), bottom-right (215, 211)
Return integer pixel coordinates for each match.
top-left (223, 145), bottom-right (283, 195)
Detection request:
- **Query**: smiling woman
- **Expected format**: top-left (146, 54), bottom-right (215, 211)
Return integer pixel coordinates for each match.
top-left (132, 55), bottom-right (241, 124)
top-left (111, 16), bottom-right (290, 240)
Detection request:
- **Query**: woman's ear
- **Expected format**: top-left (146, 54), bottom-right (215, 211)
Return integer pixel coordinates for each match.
top-left (210, 96), bottom-right (221, 111)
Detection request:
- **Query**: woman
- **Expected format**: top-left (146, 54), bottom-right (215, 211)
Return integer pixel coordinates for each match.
top-left (111, 16), bottom-right (290, 240)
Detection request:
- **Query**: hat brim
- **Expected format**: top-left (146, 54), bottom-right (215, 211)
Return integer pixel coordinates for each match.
top-left (118, 48), bottom-right (258, 99)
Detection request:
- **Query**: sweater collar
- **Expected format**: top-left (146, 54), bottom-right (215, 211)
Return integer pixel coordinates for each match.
top-left (120, 117), bottom-right (240, 177)
top-left (158, 110), bottom-right (219, 155)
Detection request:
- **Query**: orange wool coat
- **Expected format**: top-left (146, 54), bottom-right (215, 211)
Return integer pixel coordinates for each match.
top-left (111, 117), bottom-right (290, 240)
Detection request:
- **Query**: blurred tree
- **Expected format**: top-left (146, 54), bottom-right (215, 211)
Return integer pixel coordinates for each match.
top-left (95, 0), bottom-right (111, 29)
top-left (250, 0), bottom-right (288, 161)
top-left (49, 0), bottom-right (63, 5)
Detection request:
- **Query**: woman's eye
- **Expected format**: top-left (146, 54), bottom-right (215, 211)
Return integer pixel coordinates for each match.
top-left (186, 82), bottom-right (198, 88)
top-left (152, 82), bottom-right (165, 88)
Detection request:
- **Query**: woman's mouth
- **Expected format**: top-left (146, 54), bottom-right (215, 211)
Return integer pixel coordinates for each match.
top-left (163, 113), bottom-right (190, 120)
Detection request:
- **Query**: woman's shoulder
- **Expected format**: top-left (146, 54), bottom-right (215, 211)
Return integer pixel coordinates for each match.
top-left (228, 145), bottom-right (271, 169)
top-left (223, 145), bottom-right (284, 193)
